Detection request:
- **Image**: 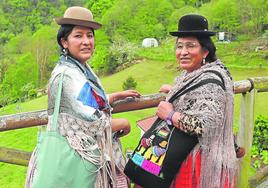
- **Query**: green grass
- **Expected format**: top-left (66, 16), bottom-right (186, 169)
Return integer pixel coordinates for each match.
top-left (0, 95), bottom-right (48, 116)
top-left (0, 96), bottom-right (48, 188)
top-left (101, 59), bottom-right (177, 94)
top-left (1, 41), bottom-right (268, 187)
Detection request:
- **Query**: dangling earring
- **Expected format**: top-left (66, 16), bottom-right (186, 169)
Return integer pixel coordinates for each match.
top-left (62, 48), bottom-right (68, 55)
top-left (62, 48), bottom-right (68, 60)
top-left (202, 57), bottom-right (206, 65)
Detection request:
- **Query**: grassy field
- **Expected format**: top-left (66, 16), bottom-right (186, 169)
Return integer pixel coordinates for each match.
top-left (0, 40), bottom-right (268, 187)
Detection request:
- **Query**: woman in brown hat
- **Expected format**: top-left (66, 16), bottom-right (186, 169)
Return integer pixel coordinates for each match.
top-left (124, 14), bottom-right (237, 188)
top-left (25, 6), bottom-right (139, 188)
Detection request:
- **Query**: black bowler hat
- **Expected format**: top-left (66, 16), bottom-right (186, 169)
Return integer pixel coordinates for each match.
top-left (170, 14), bottom-right (216, 37)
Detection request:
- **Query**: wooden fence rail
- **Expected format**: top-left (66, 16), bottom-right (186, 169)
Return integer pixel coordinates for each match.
top-left (0, 93), bottom-right (166, 132)
top-left (1, 77), bottom-right (268, 132)
top-left (1, 76), bottom-right (268, 187)
top-left (0, 147), bottom-right (31, 166)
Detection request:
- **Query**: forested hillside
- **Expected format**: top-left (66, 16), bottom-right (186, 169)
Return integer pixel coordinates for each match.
top-left (0, 0), bottom-right (267, 107)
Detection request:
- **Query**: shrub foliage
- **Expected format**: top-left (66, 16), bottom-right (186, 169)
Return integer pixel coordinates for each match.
top-left (122, 76), bottom-right (137, 90)
top-left (251, 115), bottom-right (268, 168)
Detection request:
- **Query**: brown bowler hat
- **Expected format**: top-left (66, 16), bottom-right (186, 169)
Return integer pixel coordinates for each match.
top-left (55, 6), bottom-right (102, 30)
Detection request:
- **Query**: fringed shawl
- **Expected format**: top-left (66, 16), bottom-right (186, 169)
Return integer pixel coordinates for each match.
top-left (25, 55), bottom-right (117, 188)
top-left (48, 56), bottom-right (117, 187)
top-left (54, 113), bottom-right (116, 188)
top-left (167, 59), bottom-right (237, 188)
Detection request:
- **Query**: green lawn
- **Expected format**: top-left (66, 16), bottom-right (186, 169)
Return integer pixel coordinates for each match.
top-left (0, 96), bottom-right (48, 188)
top-left (0, 58), bottom-right (268, 187)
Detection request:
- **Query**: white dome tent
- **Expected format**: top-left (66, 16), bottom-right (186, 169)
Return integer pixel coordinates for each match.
top-left (142, 38), bottom-right (158, 47)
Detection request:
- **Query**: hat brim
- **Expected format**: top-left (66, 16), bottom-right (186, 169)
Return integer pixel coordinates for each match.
top-left (55, 17), bottom-right (102, 30)
top-left (169, 31), bottom-right (216, 37)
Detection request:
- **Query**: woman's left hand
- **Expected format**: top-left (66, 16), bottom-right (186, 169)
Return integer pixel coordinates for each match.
top-left (109, 90), bottom-right (140, 104)
top-left (156, 101), bottom-right (174, 120)
top-left (118, 90), bottom-right (141, 99)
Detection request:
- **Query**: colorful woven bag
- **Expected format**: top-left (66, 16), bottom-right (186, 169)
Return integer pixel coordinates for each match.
top-left (124, 70), bottom-right (226, 188)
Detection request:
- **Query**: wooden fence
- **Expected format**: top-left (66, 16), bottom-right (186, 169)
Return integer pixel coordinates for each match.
top-left (1, 77), bottom-right (268, 187)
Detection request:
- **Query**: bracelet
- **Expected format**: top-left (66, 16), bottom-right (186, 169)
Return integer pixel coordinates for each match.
top-left (166, 111), bottom-right (175, 125)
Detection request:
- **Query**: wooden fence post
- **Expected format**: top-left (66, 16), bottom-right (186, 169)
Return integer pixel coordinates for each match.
top-left (236, 89), bottom-right (256, 188)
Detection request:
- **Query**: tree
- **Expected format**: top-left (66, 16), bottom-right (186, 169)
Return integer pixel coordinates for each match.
top-left (0, 59), bottom-right (8, 83)
top-left (168, 0), bottom-right (185, 9)
top-left (202, 0), bottom-right (240, 33)
top-left (168, 6), bottom-right (198, 32)
top-left (237, 0), bottom-right (268, 35)
top-left (122, 76), bottom-right (137, 90)
top-left (104, 38), bottom-right (138, 73)
top-left (0, 0), bottom-right (66, 44)
top-left (102, 0), bottom-right (174, 42)
top-left (86, 0), bottom-right (115, 19)
top-left (64, 0), bottom-right (86, 6)
top-left (29, 25), bottom-right (59, 86)
top-left (1, 53), bottom-right (38, 101)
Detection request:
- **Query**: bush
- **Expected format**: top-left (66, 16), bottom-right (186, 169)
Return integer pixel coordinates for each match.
top-left (251, 115), bottom-right (268, 168)
top-left (0, 95), bottom-right (9, 107)
top-left (28, 89), bottom-right (37, 99)
top-left (262, 30), bottom-right (268, 38)
top-left (20, 82), bottom-right (35, 101)
top-left (90, 46), bottom-right (109, 74)
top-left (122, 76), bottom-right (137, 90)
top-left (106, 39), bottom-right (138, 73)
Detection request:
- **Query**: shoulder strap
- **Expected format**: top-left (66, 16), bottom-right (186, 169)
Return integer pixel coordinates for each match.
top-left (205, 70), bottom-right (225, 90)
top-left (51, 73), bottom-right (64, 131)
top-left (169, 70), bottom-right (226, 102)
top-left (169, 78), bottom-right (225, 103)
top-left (146, 70), bottom-right (226, 130)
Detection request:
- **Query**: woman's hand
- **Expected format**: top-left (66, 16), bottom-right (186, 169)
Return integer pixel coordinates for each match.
top-left (111, 118), bottom-right (131, 137)
top-left (156, 101), bottom-right (174, 120)
top-left (159, 84), bottom-right (172, 93)
top-left (118, 90), bottom-right (140, 99)
top-left (109, 90), bottom-right (140, 104)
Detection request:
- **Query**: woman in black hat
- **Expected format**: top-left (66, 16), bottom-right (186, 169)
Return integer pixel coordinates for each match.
top-left (25, 6), bottom-right (140, 188)
top-left (125, 14), bottom-right (237, 188)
